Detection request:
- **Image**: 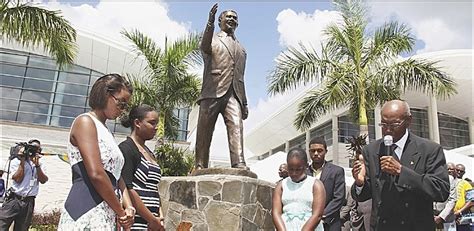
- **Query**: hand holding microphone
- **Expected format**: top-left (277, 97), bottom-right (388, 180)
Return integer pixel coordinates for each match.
top-left (380, 135), bottom-right (401, 175)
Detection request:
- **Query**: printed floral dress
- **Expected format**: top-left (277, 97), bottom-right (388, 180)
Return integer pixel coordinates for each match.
top-left (58, 113), bottom-right (124, 230)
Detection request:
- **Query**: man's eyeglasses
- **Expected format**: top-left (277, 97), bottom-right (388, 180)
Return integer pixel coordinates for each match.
top-left (110, 94), bottom-right (129, 110)
top-left (378, 119), bottom-right (406, 129)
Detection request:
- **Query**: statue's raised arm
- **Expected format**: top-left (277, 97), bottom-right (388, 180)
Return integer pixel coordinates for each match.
top-left (201, 3), bottom-right (218, 54)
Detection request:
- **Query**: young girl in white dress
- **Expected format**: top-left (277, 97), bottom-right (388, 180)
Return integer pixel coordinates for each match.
top-left (272, 148), bottom-right (326, 231)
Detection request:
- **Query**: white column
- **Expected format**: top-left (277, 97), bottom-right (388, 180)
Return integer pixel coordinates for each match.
top-left (285, 140), bottom-right (290, 153)
top-left (332, 115), bottom-right (339, 165)
top-left (374, 105), bottom-right (382, 140)
top-left (429, 95), bottom-right (440, 144)
top-left (427, 105), bottom-right (434, 140)
top-left (469, 116), bottom-right (474, 144)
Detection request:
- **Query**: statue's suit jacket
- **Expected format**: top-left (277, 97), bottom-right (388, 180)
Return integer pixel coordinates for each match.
top-left (351, 132), bottom-right (449, 231)
top-left (199, 28), bottom-right (247, 108)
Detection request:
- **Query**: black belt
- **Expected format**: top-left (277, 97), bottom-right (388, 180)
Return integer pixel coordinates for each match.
top-left (10, 192), bottom-right (35, 201)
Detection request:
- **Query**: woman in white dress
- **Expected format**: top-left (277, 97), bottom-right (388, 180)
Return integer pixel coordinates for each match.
top-left (58, 74), bottom-right (135, 230)
top-left (272, 148), bottom-right (326, 231)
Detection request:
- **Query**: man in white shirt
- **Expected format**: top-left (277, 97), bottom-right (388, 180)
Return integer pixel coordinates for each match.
top-left (0, 139), bottom-right (48, 231)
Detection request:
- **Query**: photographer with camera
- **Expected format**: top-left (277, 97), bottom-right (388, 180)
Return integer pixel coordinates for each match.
top-left (0, 139), bottom-right (48, 231)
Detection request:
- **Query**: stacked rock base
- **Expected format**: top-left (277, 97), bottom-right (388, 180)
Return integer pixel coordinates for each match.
top-left (159, 169), bottom-right (275, 231)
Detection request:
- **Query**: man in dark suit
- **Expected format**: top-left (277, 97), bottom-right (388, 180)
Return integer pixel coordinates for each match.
top-left (195, 3), bottom-right (248, 169)
top-left (307, 137), bottom-right (346, 230)
top-left (351, 100), bottom-right (450, 231)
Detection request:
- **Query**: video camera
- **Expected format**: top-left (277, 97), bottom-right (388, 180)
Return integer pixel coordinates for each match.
top-left (9, 141), bottom-right (42, 160)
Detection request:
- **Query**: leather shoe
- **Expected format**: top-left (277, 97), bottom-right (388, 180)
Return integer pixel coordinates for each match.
top-left (233, 163), bottom-right (249, 170)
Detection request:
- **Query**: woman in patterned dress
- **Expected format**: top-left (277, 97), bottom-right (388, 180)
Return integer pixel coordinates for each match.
top-left (58, 74), bottom-right (135, 230)
top-left (272, 148), bottom-right (326, 231)
top-left (119, 105), bottom-right (164, 231)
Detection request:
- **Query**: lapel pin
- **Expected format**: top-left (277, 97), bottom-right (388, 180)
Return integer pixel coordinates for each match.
top-left (410, 161), bottom-right (414, 165)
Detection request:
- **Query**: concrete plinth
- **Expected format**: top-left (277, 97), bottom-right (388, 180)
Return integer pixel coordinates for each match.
top-left (159, 174), bottom-right (275, 231)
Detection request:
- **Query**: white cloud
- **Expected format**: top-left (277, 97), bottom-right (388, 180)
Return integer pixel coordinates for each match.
top-left (276, 8), bottom-right (341, 49)
top-left (40, 1), bottom-right (191, 48)
top-left (369, 2), bottom-right (472, 54)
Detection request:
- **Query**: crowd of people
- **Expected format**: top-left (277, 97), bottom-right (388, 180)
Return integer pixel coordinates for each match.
top-left (272, 100), bottom-right (473, 231)
top-left (0, 75), bottom-right (471, 231)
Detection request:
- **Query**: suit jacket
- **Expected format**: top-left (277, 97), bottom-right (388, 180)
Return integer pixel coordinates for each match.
top-left (308, 162), bottom-right (346, 222)
top-left (199, 24), bottom-right (247, 108)
top-left (351, 132), bottom-right (450, 231)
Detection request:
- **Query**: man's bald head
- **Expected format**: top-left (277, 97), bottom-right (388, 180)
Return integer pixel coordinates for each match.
top-left (447, 162), bottom-right (456, 177)
top-left (381, 100), bottom-right (411, 118)
top-left (380, 100), bottom-right (413, 142)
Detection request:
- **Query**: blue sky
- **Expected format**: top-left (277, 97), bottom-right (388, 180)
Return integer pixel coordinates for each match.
top-left (43, 0), bottom-right (472, 159)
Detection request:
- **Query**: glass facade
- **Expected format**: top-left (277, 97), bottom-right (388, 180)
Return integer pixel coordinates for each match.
top-left (409, 108), bottom-right (430, 139)
top-left (0, 48), bottom-right (190, 141)
top-left (288, 133), bottom-right (306, 150)
top-left (257, 108), bottom-right (470, 158)
top-left (173, 107), bottom-right (191, 141)
top-left (0, 48), bottom-right (99, 129)
top-left (338, 112), bottom-right (376, 143)
top-left (409, 108), bottom-right (470, 150)
top-left (271, 144), bottom-right (286, 155)
top-left (310, 121), bottom-right (333, 146)
top-left (438, 112), bottom-right (470, 149)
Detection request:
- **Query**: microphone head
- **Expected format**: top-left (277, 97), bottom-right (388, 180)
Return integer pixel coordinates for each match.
top-left (383, 135), bottom-right (393, 146)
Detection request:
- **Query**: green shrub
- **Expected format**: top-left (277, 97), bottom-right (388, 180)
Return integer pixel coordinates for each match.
top-left (30, 209), bottom-right (61, 230)
top-left (155, 143), bottom-right (194, 176)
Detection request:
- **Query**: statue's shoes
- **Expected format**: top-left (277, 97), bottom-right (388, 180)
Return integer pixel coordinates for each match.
top-left (232, 163), bottom-right (250, 170)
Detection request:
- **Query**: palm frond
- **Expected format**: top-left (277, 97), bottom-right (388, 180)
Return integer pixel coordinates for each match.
top-left (294, 67), bottom-right (353, 130)
top-left (268, 44), bottom-right (333, 95)
top-left (375, 58), bottom-right (457, 99)
top-left (125, 73), bottom-right (157, 107)
top-left (165, 33), bottom-right (202, 68)
top-left (324, 24), bottom-right (351, 60)
top-left (121, 29), bottom-right (162, 71)
top-left (332, 0), bottom-right (367, 61)
top-left (362, 21), bottom-right (414, 67)
top-left (0, 2), bottom-right (77, 68)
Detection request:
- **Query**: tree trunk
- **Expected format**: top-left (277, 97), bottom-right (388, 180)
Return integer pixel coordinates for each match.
top-left (155, 111), bottom-right (166, 147)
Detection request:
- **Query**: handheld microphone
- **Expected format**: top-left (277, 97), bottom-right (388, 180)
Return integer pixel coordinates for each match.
top-left (382, 135), bottom-right (393, 156)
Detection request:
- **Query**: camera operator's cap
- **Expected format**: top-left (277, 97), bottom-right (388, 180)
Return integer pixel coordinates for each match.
top-left (27, 139), bottom-right (42, 153)
top-left (28, 139), bottom-right (41, 145)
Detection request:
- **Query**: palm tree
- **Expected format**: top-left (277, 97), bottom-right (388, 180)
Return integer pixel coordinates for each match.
top-left (122, 29), bottom-right (201, 142)
top-left (0, 0), bottom-right (77, 68)
top-left (267, 0), bottom-right (456, 138)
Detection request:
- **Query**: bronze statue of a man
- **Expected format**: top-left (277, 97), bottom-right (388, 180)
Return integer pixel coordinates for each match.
top-left (195, 3), bottom-right (249, 169)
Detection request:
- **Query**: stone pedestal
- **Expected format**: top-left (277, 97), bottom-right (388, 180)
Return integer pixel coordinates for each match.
top-left (159, 173), bottom-right (275, 231)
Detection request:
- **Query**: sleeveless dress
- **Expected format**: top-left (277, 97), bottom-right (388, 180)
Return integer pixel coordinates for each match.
top-left (58, 113), bottom-right (125, 230)
top-left (281, 175), bottom-right (324, 231)
top-left (130, 153), bottom-right (162, 230)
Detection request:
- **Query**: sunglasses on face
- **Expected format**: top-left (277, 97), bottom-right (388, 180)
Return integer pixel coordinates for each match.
top-left (110, 94), bottom-right (129, 110)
